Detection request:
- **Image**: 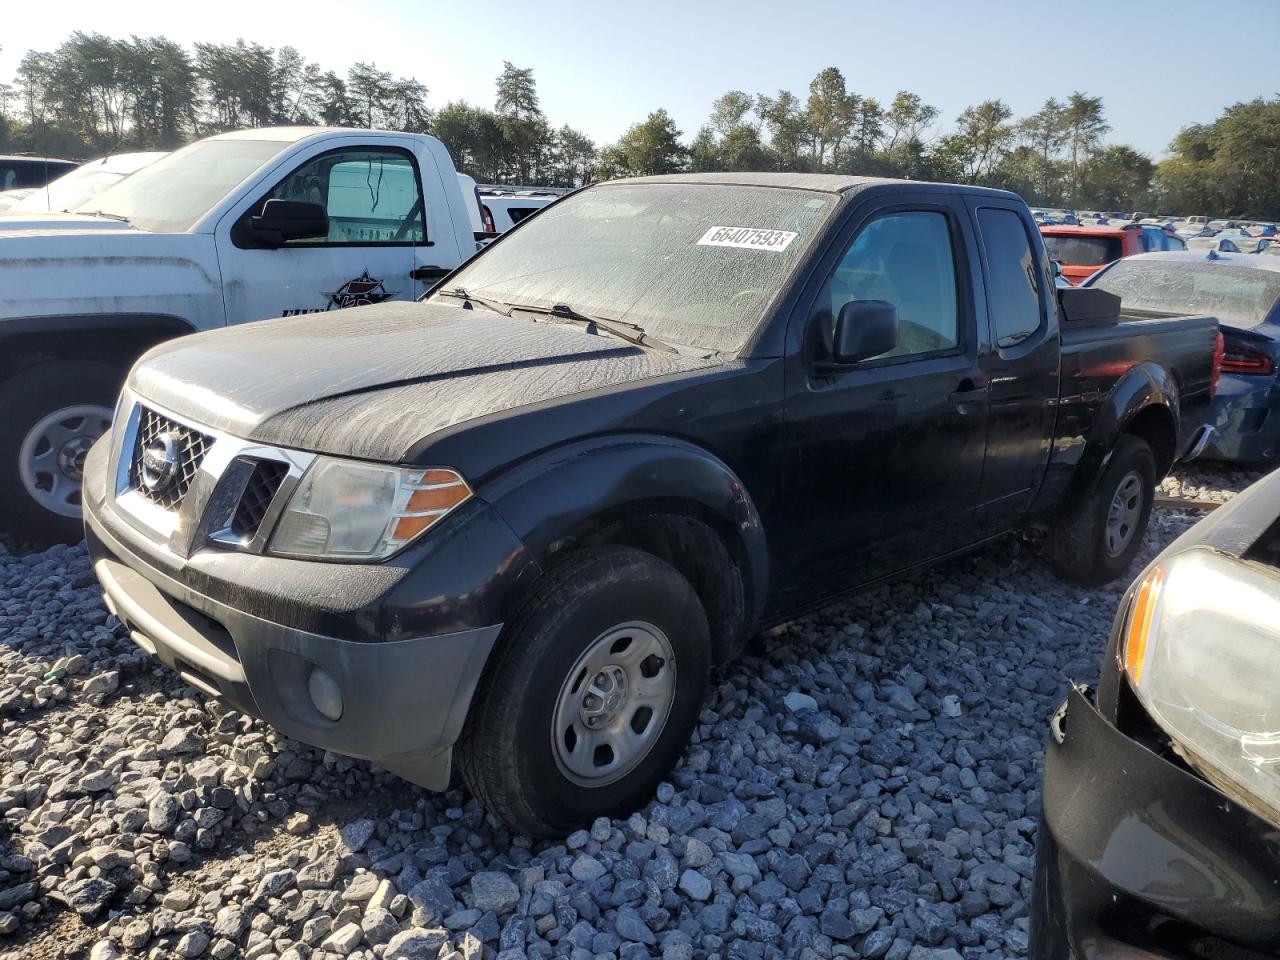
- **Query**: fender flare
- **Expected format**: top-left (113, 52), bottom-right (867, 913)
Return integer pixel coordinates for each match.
top-left (480, 433), bottom-right (770, 634)
top-left (1, 312), bottom-right (197, 372)
top-left (1063, 361), bottom-right (1179, 510)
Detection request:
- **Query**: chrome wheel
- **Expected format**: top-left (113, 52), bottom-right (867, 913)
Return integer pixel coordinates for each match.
top-left (19, 404), bottom-right (113, 518)
top-left (551, 621), bottom-right (677, 787)
top-left (1104, 469), bottom-right (1143, 558)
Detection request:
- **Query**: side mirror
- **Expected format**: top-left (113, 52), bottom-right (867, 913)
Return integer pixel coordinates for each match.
top-left (249, 199), bottom-right (328, 247)
top-left (832, 299), bottom-right (899, 364)
top-left (1050, 258), bottom-right (1064, 278)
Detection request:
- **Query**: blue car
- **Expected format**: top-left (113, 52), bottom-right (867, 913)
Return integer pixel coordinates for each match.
top-left (1086, 251), bottom-right (1280, 462)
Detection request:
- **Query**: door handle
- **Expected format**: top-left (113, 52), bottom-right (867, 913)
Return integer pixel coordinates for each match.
top-left (410, 265), bottom-right (450, 282)
top-left (949, 378), bottom-right (986, 406)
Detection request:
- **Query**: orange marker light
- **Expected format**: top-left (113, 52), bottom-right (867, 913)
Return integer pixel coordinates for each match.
top-left (1124, 567), bottom-right (1164, 685)
top-left (406, 484), bottom-right (469, 512)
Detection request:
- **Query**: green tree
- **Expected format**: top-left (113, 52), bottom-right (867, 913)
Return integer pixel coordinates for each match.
top-left (756, 89), bottom-right (808, 170)
top-left (346, 61), bottom-right (393, 128)
top-left (934, 99), bottom-right (1014, 183)
top-left (1062, 92), bottom-right (1108, 201)
top-left (1155, 98), bottom-right (1280, 219)
top-left (547, 125), bottom-right (597, 186)
top-left (1016, 97), bottom-right (1067, 202)
top-left (883, 90), bottom-right (939, 153)
top-left (805, 67), bottom-right (855, 166)
top-left (600, 109), bottom-right (686, 177)
top-left (1078, 144), bottom-right (1153, 210)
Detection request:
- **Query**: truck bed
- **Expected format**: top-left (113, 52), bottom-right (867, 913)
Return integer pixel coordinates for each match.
top-left (1059, 310), bottom-right (1219, 461)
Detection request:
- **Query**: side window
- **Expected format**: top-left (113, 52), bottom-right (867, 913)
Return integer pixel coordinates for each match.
top-left (1166, 233), bottom-right (1186, 251)
top-left (978, 208), bottom-right (1044, 348)
top-left (818, 210), bottom-right (960, 362)
top-left (267, 149), bottom-right (426, 245)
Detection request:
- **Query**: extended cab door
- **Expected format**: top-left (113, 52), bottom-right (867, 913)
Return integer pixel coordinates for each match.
top-left (214, 138), bottom-right (454, 324)
top-left (966, 200), bottom-right (1061, 529)
top-left (777, 194), bottom-right (990, 608)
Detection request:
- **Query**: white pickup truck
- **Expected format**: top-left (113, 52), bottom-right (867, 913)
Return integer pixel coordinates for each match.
top-left (0, 127), bottom-right (482, 544)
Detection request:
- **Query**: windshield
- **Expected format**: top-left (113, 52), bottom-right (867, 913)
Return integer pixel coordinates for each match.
top-left (433, 183), bottom-right (836, 354)
top-left (73, 139), bottom-right (284, 232)
top-left (1042, 234), bottom-right (1123, 266)
top-left (1091, 260), bottom-right (1280, 328)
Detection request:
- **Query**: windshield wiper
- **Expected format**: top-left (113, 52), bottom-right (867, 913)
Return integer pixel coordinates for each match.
top-left (78, 210), bottom-right (130, 222)
top-left (436, 287), bottom-right (513, 316)
top-left (530, 303), bottom-right (679, 354)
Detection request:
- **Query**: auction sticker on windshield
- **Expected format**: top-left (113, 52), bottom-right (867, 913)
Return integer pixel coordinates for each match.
top-left (697, 226), bottom-right (798, 252)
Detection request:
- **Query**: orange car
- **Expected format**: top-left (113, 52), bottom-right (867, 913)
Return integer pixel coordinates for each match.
top-left (1039, 223), bottom-right (1185, 284)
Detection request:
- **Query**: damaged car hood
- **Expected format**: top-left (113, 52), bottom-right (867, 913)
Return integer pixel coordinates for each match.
top-left (130, 300), bottom-right (721, 462)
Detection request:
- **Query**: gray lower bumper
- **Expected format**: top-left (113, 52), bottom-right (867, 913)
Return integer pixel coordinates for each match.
top-left (86, 504), bottom-right (501, 791)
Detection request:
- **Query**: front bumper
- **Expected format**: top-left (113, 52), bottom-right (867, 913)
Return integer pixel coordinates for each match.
top-left (80, 425), bottom-right (536, 791)
top-left (1032, 686), bottom-right (1280, 958)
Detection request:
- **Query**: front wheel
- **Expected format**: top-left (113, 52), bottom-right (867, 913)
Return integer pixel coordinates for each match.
top-left (1051, 434), bottom-right (1156, 586)
top-left (0, 362), bottom-right (122, 547)
top-left (456, 546), bottom-right (710, 837)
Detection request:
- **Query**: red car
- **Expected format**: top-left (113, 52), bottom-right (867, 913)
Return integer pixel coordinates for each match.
top-left (1040, 223), bottom-right (1185, 285)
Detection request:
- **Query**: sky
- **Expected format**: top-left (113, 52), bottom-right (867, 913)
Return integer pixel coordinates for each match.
top-left (4, 0), bottom-right (1277, 158)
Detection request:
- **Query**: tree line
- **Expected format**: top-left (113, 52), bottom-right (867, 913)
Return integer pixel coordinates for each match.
top-left (1, 32), bottom-right (1277, 217)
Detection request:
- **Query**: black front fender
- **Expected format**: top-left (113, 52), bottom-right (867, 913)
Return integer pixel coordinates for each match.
top-left (480, 434), bottom-right (769, 627)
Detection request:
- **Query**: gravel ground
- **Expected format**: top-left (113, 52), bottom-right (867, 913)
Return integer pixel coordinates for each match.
top-left (0, 463), bottom-right (1267, 960)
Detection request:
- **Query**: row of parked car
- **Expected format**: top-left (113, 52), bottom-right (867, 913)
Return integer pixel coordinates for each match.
top-left (3, 131), bottom-right (1278, 959)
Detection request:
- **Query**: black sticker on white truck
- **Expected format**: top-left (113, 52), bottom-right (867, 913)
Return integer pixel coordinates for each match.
top-left (282, 272), bottom-right (398, 317)
top-left (697, 226), bottom-right (798, 252)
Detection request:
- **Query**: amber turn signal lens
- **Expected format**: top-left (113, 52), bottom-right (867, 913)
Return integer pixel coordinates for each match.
top-left (1123, 567), bottom-right (1164, 685)
top-left (392, 514), bottom-right (438, 541)
top-left (387, 469), bottom-right (471, 547)
top-left (406, 483), bottom-right (470, 513)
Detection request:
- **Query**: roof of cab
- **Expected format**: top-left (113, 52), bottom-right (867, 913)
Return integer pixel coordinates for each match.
top-left (205, 127), bottom-right (423, 143)
top-left (608, 171), bottom-right (1022, 200)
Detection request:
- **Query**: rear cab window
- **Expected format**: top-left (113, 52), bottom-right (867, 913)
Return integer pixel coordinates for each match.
top-left (979, 208), bottom-right (1047, 348)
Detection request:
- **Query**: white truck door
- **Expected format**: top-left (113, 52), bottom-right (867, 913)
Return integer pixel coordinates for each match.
top-left (215, 141), bottom-right (435, 324)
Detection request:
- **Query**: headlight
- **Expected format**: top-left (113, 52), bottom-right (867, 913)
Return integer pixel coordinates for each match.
top-left (268, 457), bottom-right (470, 560)
top-left (1122, 547), bottom-right (1280, 824)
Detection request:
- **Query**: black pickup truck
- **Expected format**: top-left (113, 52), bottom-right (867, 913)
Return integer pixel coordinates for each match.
top-left (81, 173), bottom-right (1220, 836)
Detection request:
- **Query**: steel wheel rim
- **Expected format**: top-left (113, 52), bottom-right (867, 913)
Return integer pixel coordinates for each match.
top-left (18, 404), bottom-right (113, 519)
top-left (551, 620), bottom-right (677, 788)
top-left (1104, 470), bottom-right (1144, 558)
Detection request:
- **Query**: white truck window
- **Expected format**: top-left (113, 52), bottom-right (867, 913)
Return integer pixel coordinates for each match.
top-left (269, 148), bottom-right (426, 245)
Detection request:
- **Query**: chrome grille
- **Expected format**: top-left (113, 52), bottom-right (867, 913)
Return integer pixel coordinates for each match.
top-left (127, 407), bottom-right (215, 510)
top-left (230, 460), bottom-right (289, 540)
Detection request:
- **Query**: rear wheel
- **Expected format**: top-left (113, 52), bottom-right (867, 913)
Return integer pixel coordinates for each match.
top-left (0, 362), bottom-right (122, 546)
top-left (456, 546), bottom-right (710, 837)
top-left (1051, 434), bottom-right (1156, 586)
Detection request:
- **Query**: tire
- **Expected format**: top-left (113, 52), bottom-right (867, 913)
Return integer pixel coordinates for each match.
top-left (1051, 434), bottom-right (1156, 587)
top-left (456, 545), bottom-right (711, 837)
top-left (0, 362), bottom-right (123, 547)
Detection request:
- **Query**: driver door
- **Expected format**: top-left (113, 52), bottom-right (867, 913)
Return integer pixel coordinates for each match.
top-left (216, 144), bottom-right (428, 325)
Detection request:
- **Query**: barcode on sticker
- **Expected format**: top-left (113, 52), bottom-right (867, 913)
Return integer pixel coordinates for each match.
top-left (697, 226), bottom-right (798, 252)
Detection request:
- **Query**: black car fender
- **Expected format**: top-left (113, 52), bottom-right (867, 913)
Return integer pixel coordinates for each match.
top-left (1062, 361), bottom-right (1180, 512)
top-left (480, 433), bottom-right (769, 657)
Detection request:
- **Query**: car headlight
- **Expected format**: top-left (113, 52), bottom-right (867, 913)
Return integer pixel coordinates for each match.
top-left (1122, 547), bottom-right (1280, 824)
top-left (268, 457), bottom-right (470, 560)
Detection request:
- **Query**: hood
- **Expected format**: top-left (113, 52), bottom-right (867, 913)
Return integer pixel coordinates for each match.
top-left (0, 211), bottom-right (134, 233)
top-left (130, 301), bottom-right (721, 462)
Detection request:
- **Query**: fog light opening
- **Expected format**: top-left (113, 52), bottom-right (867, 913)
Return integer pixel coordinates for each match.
top-left (308, 666), bottom-right (344, 721)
